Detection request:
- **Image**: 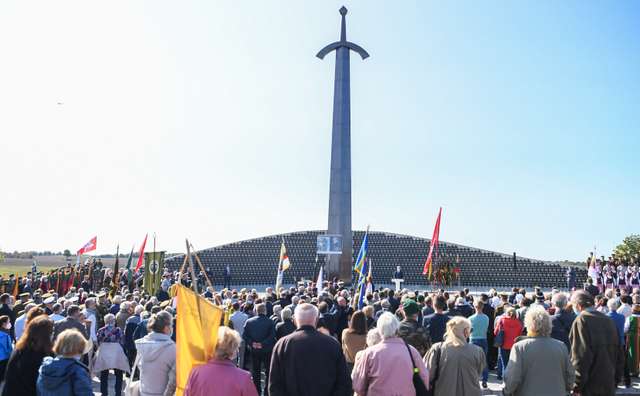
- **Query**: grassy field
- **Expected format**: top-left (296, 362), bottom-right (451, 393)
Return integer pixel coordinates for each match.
top-left (0, 256), bottom-right (120, 276)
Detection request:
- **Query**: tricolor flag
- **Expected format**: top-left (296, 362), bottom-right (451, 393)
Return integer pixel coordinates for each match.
top-left (423, 207), bottom-right (442, 278)
top-left (279, 240), bottom-right (291, 271)
top-left (77, 236), bottom-right (97, 256)
top-left (354, 227), bottom-right (369, 277)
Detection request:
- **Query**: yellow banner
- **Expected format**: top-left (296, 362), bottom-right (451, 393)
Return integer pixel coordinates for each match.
top-left (174, 284), bottom-right (223, 396)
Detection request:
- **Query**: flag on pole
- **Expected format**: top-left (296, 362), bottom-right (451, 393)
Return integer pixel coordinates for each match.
top-left (423, 207), bottom-right (443, 278)
top-left (125, 245), bottom-right (134, 291)
top-left (279, 240), bottom-right (291, 271)
top-left (356, 258), bottom-right (370, 309)
top-left (174, 284), bottom-right (223, 396)
top-left (354, 227), bottom-right (369, 277)
top-left (110, 245), bottom-right (120, 297)
top-left (134, 234), bottom-right (148, 273)
top-left (316, 265), bottom-right (324, 292)
top-left (77, 236), bottom-right (97, 256)
top-left (11, 275), bottom-right (19, 298)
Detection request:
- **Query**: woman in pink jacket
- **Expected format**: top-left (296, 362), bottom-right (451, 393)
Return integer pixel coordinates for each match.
top-left (494, 307), bottom-right (523, 380)
top-left (184, 326), bottom-right (257, 396)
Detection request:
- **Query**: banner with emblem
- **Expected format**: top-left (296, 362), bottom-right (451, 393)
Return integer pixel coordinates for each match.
top-left (144, 251), bottom-right (165, 296)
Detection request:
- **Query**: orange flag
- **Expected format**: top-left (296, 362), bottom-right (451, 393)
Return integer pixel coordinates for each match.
top-left (423, 207), bottom-right (442, 278)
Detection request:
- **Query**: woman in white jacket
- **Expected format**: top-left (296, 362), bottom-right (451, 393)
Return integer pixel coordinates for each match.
top-left (134, 311), bottom-right (176, 396)
top-left (93, 313), bottom-right (130, 396)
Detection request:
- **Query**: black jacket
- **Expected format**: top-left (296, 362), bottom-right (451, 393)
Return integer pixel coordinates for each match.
top-left (551, 310), bottom-right (576, 350)
top-left (243, 314), bottom-right (277, 352)
top-left (269, 326), bottom-right (351, 396)
top-left (2, 348), bottom-right (52, 396)
top-left (276, 319), bottom-right (296, 340)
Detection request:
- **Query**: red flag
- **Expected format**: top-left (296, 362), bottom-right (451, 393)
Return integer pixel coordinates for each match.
top-left (77, 236), bottom-right (97, 255)
top-left (134, 234), bottom-right (148, 273)
top-left (422, 207), bottom-right (442, 277)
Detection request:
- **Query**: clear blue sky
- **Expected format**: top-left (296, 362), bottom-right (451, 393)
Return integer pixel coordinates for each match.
top-left (0, 1), bottom-right (638, 261)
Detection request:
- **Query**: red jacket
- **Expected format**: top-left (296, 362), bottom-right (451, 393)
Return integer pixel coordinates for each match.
top-left (495, 316), bottom-right (523, 350)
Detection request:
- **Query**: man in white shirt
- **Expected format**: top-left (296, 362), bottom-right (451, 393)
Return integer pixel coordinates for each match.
top-left (49, 303), bottom-right (65, 322)
top-left (15, 303), bottom-right (37, 340)
top-left (230, 302), bottom-right (249, 368)
top-left (617, 295), bottom-right (633, 319)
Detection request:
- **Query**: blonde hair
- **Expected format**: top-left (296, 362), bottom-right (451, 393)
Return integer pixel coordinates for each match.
top-left (54, 329), bottom-right (87, 357)
top-left (443, 317), bottom-right (470, 347)
top-left (214, 326), bottom-right (241, 360)
top-left (505, 307), bottom-right (517, 318)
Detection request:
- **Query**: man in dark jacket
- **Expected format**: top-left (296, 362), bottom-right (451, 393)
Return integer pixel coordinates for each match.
top-left (53, 305), bottom-right (88, 340)
top-left (481, 294), bottom-right (497, 370)
top-left (269, 303), bottom-right (351, 396)
top-left (398, 299), bottom-right (431, 357)
top-left (275, 308), bottom-right (296, 340)
top-left (550, 293), bottom-right (576, 351)
top-left (570, 290), bottom-right (624, 396)
top-left (584, 278), bottom-right (600, 298)
top-left (243, 303), bottom-right (277, 395)
top-left (423, 295), bottom-right (450, 344)
top-left (0, 293), bottom-right (16, 341)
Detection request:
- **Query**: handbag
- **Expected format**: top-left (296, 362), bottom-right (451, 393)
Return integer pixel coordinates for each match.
top-left (404, 341), bottom-right (430, 396)
top-left (125, 352), bottom-right (142, 396)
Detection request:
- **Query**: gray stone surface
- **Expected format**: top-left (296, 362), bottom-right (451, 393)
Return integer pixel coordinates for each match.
top-left (317, 7), bottom-right (368, 281)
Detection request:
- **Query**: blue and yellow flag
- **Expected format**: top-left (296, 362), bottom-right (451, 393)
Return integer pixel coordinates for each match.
top-left (353, 228), bottom-right (369, 277)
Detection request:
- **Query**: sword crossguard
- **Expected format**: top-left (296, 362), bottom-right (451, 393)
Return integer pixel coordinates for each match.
top-left (317, 6), bottom-right (369, 60)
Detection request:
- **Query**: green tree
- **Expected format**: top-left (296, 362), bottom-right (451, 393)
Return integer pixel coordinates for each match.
top-left (614, 235), bottom-right (640, 262)
top-left (63, 249), bottom-right (71, 258)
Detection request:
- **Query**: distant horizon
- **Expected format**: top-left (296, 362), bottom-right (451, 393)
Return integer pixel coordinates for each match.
top-left (1, 2), bottom-right (638, 262)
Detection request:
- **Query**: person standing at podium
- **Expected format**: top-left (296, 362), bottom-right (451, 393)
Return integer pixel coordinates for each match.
top-left (393, 266), bottom-right (403, 280)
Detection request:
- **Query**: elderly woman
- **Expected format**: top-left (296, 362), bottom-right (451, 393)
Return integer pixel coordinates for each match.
top-left (36, 329), bottom-right (92, 396)
top-left (424, 316), bottom-right (485, 396)
top-left (93, 313), bottom-right (130, 396)
top-left (549, 292), bottom-right (575, 351)
top-left (352, 312), bottom-right (428, 396)
top-left (184, 326), bottom-right (258, 396)
top-left (135, 311), bottom-right (176, 396)
top-left (503, 306), bottom-right (575, 396)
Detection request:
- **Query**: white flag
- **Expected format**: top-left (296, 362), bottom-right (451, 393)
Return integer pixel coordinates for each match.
top-left (316, 266), bottom-right (324, 292)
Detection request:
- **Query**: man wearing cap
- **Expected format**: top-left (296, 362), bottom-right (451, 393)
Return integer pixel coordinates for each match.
top-left (398, 299), bottom-right (431, 357)
top-left (12, 292), bottom-right (30, 316)
top-left (42, 295), bottom-right (55, 315)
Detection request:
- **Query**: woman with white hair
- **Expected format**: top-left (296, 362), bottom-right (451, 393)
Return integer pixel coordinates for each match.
top-left (424, 316), bottom-right (485, 396)
top-left (92, 313), bottom-right (130, 396)
top-left (503, 306), bottom-right (575, 396)
top-left (352, 312), bottom-right (428, 395)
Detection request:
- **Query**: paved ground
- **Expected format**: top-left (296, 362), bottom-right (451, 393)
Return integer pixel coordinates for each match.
top-left (91, 370), bottom-right (640, 396)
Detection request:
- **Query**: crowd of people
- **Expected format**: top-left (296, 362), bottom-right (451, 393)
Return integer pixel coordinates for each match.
top-left (0, 261), bottom-right (636, 396)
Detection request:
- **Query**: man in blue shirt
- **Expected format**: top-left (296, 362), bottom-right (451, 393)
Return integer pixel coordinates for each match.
top-left (469, 299), bottom-right (490, 388)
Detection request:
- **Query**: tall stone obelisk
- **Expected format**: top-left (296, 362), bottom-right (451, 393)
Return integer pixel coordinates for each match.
top-left (317, 6), bottom-right (369, 281)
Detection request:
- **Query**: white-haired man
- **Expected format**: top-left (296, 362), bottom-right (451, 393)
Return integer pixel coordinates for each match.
top-left (268, 303), bottom-right (351, 396)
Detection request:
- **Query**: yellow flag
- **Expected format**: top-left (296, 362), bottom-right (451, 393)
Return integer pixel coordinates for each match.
top-left (174, 284), bottom-right (223, 396)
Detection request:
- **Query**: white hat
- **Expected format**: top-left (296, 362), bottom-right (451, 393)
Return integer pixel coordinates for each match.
top-left (44, 296), bottom-right (55, 304)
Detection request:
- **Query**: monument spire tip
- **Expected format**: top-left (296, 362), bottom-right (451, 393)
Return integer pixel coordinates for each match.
top-left (339, 6), bottom-right (348, 16)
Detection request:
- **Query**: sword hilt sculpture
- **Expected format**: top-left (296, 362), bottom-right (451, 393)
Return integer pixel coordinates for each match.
top-left (317, 6), bottom-right (368, 282)
top-left (317, 6), bottom-right (369, 60)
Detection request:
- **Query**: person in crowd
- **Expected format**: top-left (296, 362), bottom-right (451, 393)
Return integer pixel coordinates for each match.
top-left (269, 303), bottom-right (351, 396)
top-left (584, 278), bottom-right (600, 298)
top-left (625, 296), bottom-right (640, 378)
top-left (124, 304), bottom-right (143, 372)
top-left (352, 328), bottom-right (383, 369)
top-left (341, 310), bottom-right (367, 373)
top-left (480, 294), bottom-right (497, 371)
top-left (134, 311), bottom-right (177, 396)
top-left (503, 306), bottom-right (575, 396)
top-left (468, 300), bottom-right (489, 388)
top-left (275, 307), bottom-right (295, 340)
top-left (374, 299), bottom-right (391, 322)
top-left (424, 316), bottom-right (484, 396)
top-left (36, 328), bottom-right (93, 396)
top-left (422, 295), bottom-right (449, 344)
top-left (53, 305), bottom-right (88, 340)
top-left (50, 303), bottom-right (65, 322)
top-left (115, 301), bottom-right (132, 331)
top-left (0, 294), bottom-right (15, 341)
top-left (110, 295), bottom-right (122, 315)
top-left (83, 297), bottom-right (99, 345)
top-left (244, 302), bottom-right (276, 395)
top-left (398, 298), bottom-right (431, 357)
top-left (352, 312), bottom-right (428, 396)
top-left (93, 313), bottom-right (130, 396)
top-left (184, 326), bottom-right (258, 396)
top-left (362, 305), bottom-right (376, 329)
top-left (494, 307), bottom-right (523, 380)
top-left (2, 314), bottom-right (53, 396)
top-left (0, 315), bottom-right (12, 381)
top-left (570, 290), bottom-right (624, 396)
top-left (14, 302), bottom-right (37, 340)
top-left (550, 292), bottom-right (576, 351)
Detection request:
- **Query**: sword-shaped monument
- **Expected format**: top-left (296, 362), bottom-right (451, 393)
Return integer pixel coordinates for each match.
top-left (317, 7), bottom-right (369, 281)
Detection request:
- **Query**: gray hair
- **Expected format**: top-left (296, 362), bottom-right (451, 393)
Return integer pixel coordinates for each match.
top-left (524, 306), bottom-right (552, 337)
top-left (294, 303), bottom-right (318, 327)
top-left (377, 312), bottom-right (399, 339)
top-left (148, 311), bottom-right (173, 333)
top-left (607, 299), bottom-right (620, 311)
top-left (366, 328), bottom-right (383, 347)
top-left (134, 305), bottom-right (144, 315)
top-left (552, 293), bottom-right (568, 309)
top-left (281, 307), bottom-right (293, 321)
top-left (256, 303), bottom-right (267, 315)
top-left (104, 313), bottom-right (116, 325)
